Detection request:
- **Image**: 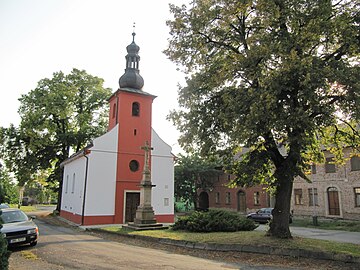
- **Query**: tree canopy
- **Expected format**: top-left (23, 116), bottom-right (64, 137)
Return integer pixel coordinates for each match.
top-left (174, 154), bottom-right (222, 210)
top-left (0, 68), bottom-right (112, 210)
top-left (165, 0), bottom-right (359, 238)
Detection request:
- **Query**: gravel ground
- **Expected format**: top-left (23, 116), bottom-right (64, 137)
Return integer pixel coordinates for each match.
top-left (9, 214), bottom-right (360, 270)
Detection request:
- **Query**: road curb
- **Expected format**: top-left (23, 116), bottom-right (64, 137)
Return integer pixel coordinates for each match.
top-left (89, 228), bottom-right (360, 265)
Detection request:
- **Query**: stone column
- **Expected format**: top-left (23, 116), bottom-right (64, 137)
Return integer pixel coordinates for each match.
top-left (134, 141), bottom-right (157, 225)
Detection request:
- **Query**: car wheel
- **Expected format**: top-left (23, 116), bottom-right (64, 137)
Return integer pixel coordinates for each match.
top-left (30, 241), bottom-right (37, 247)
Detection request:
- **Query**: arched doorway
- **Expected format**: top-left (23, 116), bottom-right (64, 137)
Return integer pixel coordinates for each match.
top-left (327, 187), bottom-right (340, 216)
top-left (237, 191), bottom-right (246, 212)
top-left (198, 192), bottom-right (209, 210)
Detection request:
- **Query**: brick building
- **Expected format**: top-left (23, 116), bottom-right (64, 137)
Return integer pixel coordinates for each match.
top-left (292, 149), bottom-right (360, 220)
top-left (198, 149), bottom-right (360, 220)
top-left (198, 173), bottom-right (274, 214)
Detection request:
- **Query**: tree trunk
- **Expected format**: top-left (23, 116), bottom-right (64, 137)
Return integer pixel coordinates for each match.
top-left (56, 166), bottom-right (65, 212)
top-left (267, 166), bottom-right (294, 238)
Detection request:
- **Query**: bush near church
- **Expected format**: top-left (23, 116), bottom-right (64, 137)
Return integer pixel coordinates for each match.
top-left (172, 209), bottom-right (257, 232)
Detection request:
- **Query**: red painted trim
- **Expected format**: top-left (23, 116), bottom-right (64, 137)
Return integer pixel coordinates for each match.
top-left (60, 210), bottom-right (115, 226)
top-left (82, 215), bottom-right (115, 226)
top-left (60, 210), bottom-right (82, 225)
top-left (155, 214), bottom-right (174, 223)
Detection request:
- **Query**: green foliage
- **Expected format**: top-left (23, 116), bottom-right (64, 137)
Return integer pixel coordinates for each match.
top-left (172, 209), bottom-right (257, 232)
top-left (0, 69), bottom-right (111, 210)
top-left (0, 168), bottom-right (19, 204)
top-left (0, 125), bottom-right (39, 187)
top-left (165, 0), bottom-right (359, 238)
top-left (174, 154), bottom-right (222, 209)
top-left (0, 228), bottom-right (10, 270)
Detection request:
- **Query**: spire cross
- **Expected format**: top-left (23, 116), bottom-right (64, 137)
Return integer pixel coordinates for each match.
top-left (132, 22), bottom-right (136, 42)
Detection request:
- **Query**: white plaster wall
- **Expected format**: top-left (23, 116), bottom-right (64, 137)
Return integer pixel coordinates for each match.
top-left (61, 157), bottom-right (86, 215)
top-left (151, 129), bottom-right (174, 216)
top-left (85, 125), bottom-right (118, 216)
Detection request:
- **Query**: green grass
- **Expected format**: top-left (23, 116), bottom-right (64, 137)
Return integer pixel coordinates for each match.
top-left (9, 204), bottom-right (38, 212)
top-left (100, 227), bottom-right (360, 257)
top-left (291, 218), bottom-right (360, 232)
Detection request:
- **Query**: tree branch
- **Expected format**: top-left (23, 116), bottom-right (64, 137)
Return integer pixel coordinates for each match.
top-left (198, 31), bottom-right (240, 54)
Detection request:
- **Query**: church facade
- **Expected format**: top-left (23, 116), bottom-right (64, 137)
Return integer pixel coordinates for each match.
top-left (59, 33), bottom-right (175, 226)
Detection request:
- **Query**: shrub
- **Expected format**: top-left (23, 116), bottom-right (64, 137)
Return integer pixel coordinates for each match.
top-left (172, 209), bottom-right (257, 232)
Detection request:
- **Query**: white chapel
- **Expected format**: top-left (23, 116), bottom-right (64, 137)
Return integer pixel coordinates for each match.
top-left (59, 32), bottom-right (175, 226)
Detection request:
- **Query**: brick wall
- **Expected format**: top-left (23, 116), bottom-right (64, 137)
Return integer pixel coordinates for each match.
top-left (292, 149), bottom-right (360, 220)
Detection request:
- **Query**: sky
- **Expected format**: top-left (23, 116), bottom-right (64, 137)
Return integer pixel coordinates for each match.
top-left (0, 0), bottom-right (188, 155)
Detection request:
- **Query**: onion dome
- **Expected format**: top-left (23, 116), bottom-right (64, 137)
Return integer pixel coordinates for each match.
top-left (119, 32), bottom-right (144, 90)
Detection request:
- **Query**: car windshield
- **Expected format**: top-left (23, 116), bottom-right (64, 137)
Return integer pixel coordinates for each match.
top-left (0, 210), bottom-right (29, 224)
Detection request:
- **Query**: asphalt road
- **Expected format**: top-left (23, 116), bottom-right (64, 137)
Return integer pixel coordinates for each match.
top-left (7, 213), bottom-right (358, 270)
top-left (9, 218), bottom-right (301, 270)
top-left (256, 224), bottom-right (360, 244)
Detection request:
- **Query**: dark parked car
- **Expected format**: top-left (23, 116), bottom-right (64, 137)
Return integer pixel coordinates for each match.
top-left (0, 208), bottom-right (38, 247)
top-left (246, 207), bottom-right (293, 224)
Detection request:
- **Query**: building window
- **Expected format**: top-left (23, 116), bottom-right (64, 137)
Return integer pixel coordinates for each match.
top-left (71, 173), bottom-right (75, 194)
top-left (65, 175), bottom-right (69, 194)
top-left (311, 163), bottom-right (317, 174)
top-left (325, 157), bottom-right (336, 173)
top-left (132, 102), bottom-right (140, 116)
top-left (294, 189), bottom-right (303, 205)
top-left (355, 188), bottom-right (360, 207)
top-left (253, 192), bottom-right (260, 206)
top-left (164, 198), bottom-right (169, 207)
top-left (129, 160), bottom-right (139, 172)
top-left (215, 192), bottom-right (220, 204)
top-left (112, 103), bottom-right (116, 118)
top-left (308, 188), bottom-right (318, 206)
top-left (350, 156), bottom-right (360, 171)
top-left (225, 192), bottom-right (231, 204)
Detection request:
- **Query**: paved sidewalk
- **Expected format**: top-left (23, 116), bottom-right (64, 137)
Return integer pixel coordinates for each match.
top-left (256, 225), bottom-right (360, 244)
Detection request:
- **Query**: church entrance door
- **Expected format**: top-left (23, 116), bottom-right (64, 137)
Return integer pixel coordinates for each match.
top-left (125, 192), bottom-right (140, 223)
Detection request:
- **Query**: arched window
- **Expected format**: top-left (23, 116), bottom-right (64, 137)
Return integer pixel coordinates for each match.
top-left (65, 175), bottom-right (69, 194)
top-left (132, 102), bottom-right (140, 116)
top-left (112, 103), bottom-right (116, 119)
top-left (72, 173), bottom-right (76, 194)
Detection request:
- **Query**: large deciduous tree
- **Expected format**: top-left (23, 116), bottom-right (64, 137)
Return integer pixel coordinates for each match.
top-left (4, 68), bottom-right (111, 210)
top-left (165, 0), bottom-right (359, 238)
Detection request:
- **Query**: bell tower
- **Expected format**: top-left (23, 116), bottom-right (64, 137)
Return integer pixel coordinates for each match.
top-left (108, 30), bottom-right (156, 224)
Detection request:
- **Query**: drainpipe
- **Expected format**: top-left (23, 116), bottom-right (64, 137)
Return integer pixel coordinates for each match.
top-left (81, 149), bottom-right (90, 226)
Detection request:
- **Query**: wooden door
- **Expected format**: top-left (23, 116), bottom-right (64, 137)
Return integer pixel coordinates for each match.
top-left (237, 191), bottom-right (246, 212)
top-left (327, 188), bottom-right (340, 216)
top-left (125, 192), bottom-right (140, 223)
